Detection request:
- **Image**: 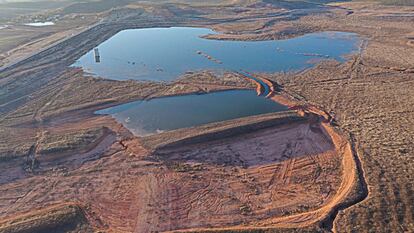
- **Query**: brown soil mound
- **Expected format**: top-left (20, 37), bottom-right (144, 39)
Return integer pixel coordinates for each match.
top-left (0, 109), bottom-right (352, 232)
top-left (0, 203), bottom-right (92, 233)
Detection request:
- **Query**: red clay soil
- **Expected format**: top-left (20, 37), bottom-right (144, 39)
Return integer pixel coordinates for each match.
top-left (90, 120), bottom-right (343, 232)
top-left (0, 73), bottom-right (361, 232)
top-left (248, 77), bottom-right (264, 96)
top-left (161, 120), bottom-right (358, 232)
top-left (259, 78), bottom-right (275, 98)
top-left (0, 105), bottom-right (358, 233)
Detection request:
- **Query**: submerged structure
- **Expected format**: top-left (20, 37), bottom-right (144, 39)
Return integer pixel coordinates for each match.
top-left (94, 48), bottom-right (100, 63)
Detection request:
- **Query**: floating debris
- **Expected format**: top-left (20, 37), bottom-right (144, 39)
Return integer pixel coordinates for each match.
top-left (295, 52), bottom-right (330, 58)
top-left (196, 50), bottom-right (223, 64)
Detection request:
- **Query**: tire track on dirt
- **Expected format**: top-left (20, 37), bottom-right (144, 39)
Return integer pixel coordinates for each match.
top-left (167, 101), bottom-right (368, 233)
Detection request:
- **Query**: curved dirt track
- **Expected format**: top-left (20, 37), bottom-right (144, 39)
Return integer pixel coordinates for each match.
top-left (157, 79), bottom-right (365, 232)
top-left (0, 111), bottom-right (349, 233)
top-left (167, 118), bottom-right (361, 232)
top-left (93, 119), bottom-right (342, 232)
top-left (0, 89), bottom-right (365, 233)
top-left (87, 90), bottom-right (364, 232)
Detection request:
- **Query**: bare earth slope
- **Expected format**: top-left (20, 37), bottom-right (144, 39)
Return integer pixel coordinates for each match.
top-left (266, 3), bottom-right (414, 231)
top-left (0, 1), bottom-right (413, 233)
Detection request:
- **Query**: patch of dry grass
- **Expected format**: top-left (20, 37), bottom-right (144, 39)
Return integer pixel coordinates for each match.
top-left (0, 126), bottom-right (35, 161)
top-left (38, 127), bottom-right (107, 155)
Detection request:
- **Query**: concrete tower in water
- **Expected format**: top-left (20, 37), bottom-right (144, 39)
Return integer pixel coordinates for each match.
top-left (94, 48), bottom-right (100, 63)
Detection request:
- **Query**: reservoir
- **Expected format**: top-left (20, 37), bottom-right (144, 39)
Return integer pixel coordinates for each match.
top-left (73, 27), bottom-right (359, 81)
top-left (89, 27), bottom-right (359, 135)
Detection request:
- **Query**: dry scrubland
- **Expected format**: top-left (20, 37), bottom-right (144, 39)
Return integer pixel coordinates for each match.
top-left (0, 0), bottom-right (413, 232)
top-left (265, 3), bottom-right (414, 231)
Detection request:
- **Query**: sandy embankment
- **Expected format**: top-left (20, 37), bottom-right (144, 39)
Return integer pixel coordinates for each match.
top-left (259, 84), bottom-right (362, 230)
top-left (141, 110), bottom-right (303, 151)
top-left (167, 76), bottom-right (362, 231)
top-left (0, 202), bottom-right (91, 233)
top-left (125, 77), bottom-right (361, 232)
top-left (259, 77), bottom-right (275, 98)
top-left (0, 83), bottom-right (362, 233)
top-left (0, 59), bottom-right (362, 233)
top-left (167, 91), bottom-right (361, 232)
top-left (250, 77), bottom-right (264, 95)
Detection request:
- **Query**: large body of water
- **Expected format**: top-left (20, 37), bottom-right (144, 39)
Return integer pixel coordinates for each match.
top-left (73, 27), bottom-right (359, 81)
top-left (96, 90), bottom-right (287, 136)
top-left (89, 27), bottom-right (359, 135)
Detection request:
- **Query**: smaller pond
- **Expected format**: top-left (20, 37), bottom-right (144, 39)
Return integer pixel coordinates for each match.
top-left (25, 22), bottom-right (55, 27)
top-left (96, 90), bottom-right (287, 136)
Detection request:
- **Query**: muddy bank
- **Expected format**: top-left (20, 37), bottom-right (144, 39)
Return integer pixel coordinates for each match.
top-left (162, 93), bottom-right (364, 232)
top-left (142, 110), bottom-right (304, 151)
top-left (0, 87), bottom-right (362, 233)
top-left (0, 114), bottom-right (345, 233)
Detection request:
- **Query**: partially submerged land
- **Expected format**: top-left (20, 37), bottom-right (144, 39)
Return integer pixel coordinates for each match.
top-left (0, 1), bottom-right (413, 233)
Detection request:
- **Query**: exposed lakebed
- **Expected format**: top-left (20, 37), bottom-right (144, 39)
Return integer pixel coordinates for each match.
top-left (83, 27), bottom-right (359, 135)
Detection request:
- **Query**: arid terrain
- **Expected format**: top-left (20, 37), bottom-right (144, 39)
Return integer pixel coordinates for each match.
top-left (0, 0), bottom-right (413, 233)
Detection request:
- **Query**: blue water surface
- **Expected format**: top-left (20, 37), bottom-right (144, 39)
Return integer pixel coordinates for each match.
top-left (89, 27), bottom-right (359, 135)
top-left (96, 90), bottom-right (287, 136)
top-left (73, 27), bottom-right (359, 81)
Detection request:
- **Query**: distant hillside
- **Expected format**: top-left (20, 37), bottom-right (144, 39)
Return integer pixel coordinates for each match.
top-left (347, 0), bottom-right (414, 6)
top-left (373, 0), bottom-right (414, 5)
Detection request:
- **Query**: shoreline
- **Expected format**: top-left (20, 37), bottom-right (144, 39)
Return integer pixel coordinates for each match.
top-left (1, 1), bottom-right (413, 232)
